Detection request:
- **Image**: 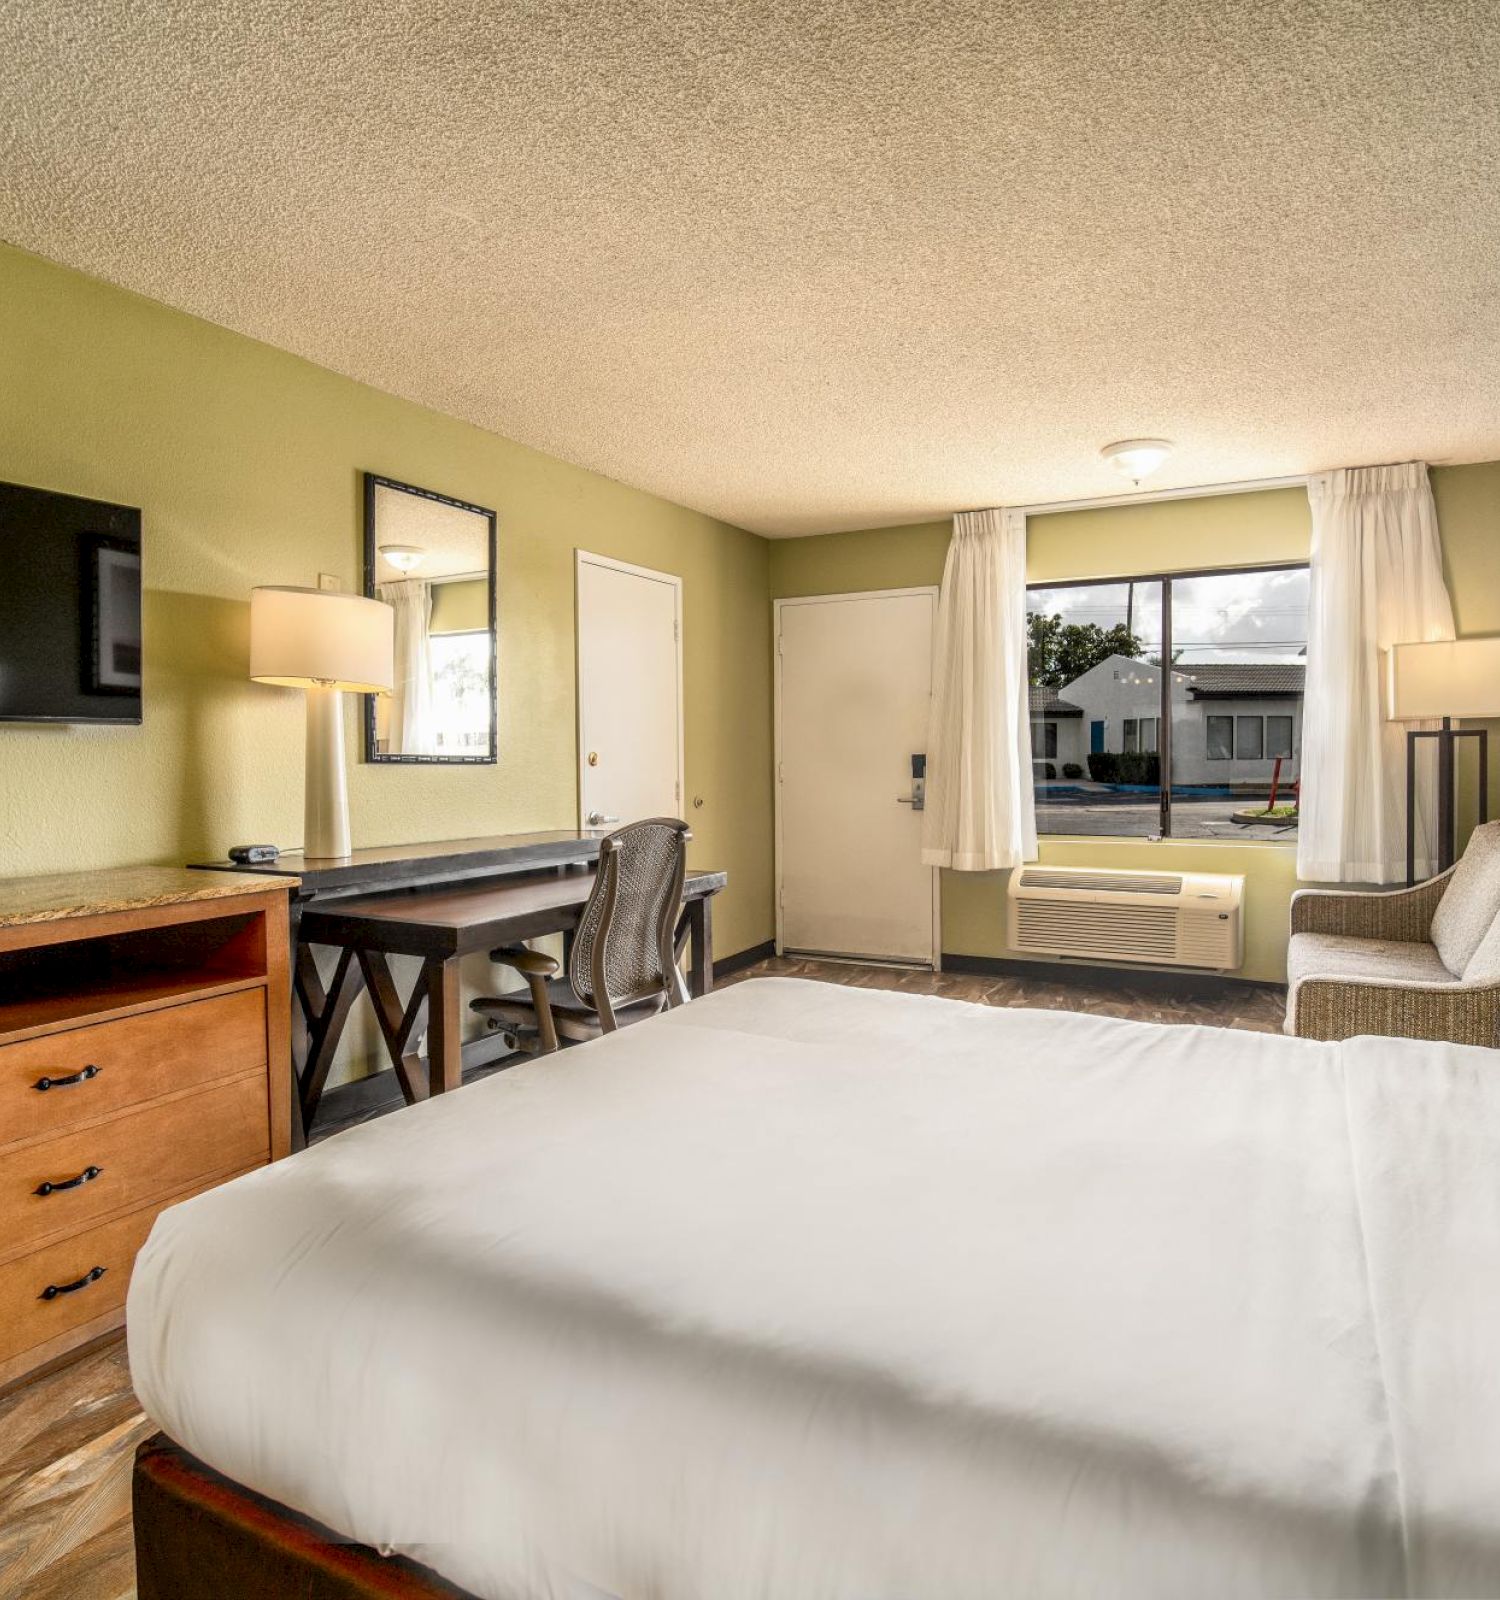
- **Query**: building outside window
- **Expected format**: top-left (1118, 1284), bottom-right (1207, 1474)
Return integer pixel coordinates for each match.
top-left (1025, 564), bottom-right (1307, 840)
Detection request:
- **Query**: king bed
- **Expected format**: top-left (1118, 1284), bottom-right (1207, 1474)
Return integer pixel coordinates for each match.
top-left (127, 977), bottom-right (1500, 1599)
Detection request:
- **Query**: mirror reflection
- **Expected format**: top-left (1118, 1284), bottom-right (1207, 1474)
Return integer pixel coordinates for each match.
top-left (363, 475), bottom-right (497, 764)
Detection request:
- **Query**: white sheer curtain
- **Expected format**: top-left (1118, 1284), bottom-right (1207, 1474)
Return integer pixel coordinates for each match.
top-left (1297, 463), bottom-right (1454, 884)
top-left (921, 507), bottom-right (1037, 871)
top-left (378, 579), bottom-right (436, 756)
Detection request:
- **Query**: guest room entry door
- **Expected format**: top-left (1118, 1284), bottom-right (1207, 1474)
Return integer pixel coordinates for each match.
top-left (576, 551), bottom-right (684, 828)
top-left (776, 589), bottom-right (939, 965)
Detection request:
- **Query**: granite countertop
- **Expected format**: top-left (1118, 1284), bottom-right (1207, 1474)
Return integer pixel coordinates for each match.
top-left (0, 866), bottom-right (300, 929)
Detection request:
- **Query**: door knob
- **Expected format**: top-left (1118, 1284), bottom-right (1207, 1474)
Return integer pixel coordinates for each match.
top-left (586, 811), bottom-right (620, 826)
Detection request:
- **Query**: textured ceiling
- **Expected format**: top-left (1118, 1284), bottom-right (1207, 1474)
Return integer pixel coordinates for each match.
top-left (2, 1), bottom-right (1498, 536)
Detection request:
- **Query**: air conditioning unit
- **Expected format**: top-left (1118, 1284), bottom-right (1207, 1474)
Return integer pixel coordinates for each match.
top-left (1007, 866), bottom-right (1244, 971)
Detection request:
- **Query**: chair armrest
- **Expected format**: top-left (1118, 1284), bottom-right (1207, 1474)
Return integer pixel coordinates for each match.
top-left (1292, 974), bottom-right (1500, 1048)
top-left (1290, 867), bottom-right (1456, 942)
top-left (490, 943), bottom-right (559, 978)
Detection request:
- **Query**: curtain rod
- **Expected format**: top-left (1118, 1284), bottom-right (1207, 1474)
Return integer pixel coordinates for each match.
top-left (1016, 474), bottom-right (1308, 518)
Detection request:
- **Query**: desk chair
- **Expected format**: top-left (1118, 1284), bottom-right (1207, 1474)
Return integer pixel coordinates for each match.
top-left (472, 817), bottom-right (691, 1055)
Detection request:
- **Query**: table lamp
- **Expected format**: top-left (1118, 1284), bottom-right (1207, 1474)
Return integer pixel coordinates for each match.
top-left (1387, 637), bottom-right (1500, 882)
top-left (250, 587), bottom-right (394, 859)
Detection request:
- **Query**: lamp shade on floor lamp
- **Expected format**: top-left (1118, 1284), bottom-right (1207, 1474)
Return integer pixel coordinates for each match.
top-left (1388, 637), bottom-right (1500, 721)
top-left (1387, 637), bottom-right (1500, 880)
top-left (250, 587), bottom-right (394, 859)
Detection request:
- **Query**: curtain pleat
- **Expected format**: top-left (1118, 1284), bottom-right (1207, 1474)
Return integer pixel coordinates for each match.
top-left (1297, 463), bottom-right (1454, 884)
top-left (921, 508), bottom-right (1037, 871)
top-left (378, 579), bottom-right (436, 757)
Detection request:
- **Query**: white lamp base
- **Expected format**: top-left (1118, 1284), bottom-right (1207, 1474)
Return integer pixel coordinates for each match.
top-left (303, 684), bottom-right (351, 859)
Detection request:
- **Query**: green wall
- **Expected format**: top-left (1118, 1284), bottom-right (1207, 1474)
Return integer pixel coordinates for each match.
top-left (428, 577), bottom-right (489, 636)
top-left (771, 474), bottom-right (1499, 984)
top-left (0, 243), bottom-right (774, 1080)
top-left (1433, 461), bottom-right (1500, 838)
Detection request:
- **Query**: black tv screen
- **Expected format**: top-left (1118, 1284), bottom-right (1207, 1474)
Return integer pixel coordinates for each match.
top-left (0, 481), bottom-right (142, 724)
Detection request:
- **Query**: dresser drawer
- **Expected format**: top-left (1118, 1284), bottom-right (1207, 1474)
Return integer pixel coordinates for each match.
top-left (0, 1191), bottom-right (221, 1370)
top-left (0, 988), bottom-right (266, 1148)
top-left (0, 1074), bottom-right (269, 1264)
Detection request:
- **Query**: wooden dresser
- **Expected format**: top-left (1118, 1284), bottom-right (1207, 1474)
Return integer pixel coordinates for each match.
top-left (0, 867), bottom-right (296, 1389)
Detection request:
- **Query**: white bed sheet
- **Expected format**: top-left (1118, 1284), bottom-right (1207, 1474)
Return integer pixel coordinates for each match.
top-left (127, 977), bottom-right (1500, 1599)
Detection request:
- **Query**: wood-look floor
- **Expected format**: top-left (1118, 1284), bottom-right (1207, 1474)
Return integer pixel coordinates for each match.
top-left (0, 1335), bottom-right (147, 1600)
top-left (0, 956), bottom-right (1286, 1599)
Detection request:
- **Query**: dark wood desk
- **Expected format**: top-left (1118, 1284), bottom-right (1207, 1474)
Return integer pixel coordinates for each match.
top-left (295, 865), bottom-right (725, 1130)
top-left (192, 833), bottom-right (725, 1145)
top-left (197, 830), bottom-right (607, 899)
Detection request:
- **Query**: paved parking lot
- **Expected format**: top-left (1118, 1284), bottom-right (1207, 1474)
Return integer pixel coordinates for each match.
top-left (1035, 793), bottom-right (1298, 842)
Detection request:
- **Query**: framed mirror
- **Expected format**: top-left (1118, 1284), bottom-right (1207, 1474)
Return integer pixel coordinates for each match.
top-left (363, 473), bottom-right (497, 764)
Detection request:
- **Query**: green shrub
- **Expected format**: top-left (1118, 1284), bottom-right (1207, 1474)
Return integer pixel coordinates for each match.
top-left (1087, 751), bottom-right (1120, 782)
top-left (1062, 762), bottom-right (1084, 779)
top-left (1117, 751), bottom-right (1161, 785)
top-left (1033, 761), bottom-right (1057, 780)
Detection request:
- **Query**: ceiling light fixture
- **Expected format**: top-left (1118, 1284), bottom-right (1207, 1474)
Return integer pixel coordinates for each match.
top-left (379, 543), bottom-right (426, 572)
top-left (1101, 438), bottom-right (1173, 486)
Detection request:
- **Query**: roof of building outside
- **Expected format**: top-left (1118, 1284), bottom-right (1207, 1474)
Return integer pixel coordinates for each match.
top-left (1180, 663), bottom-right (1305, 698)
top-left (1030, 686), bottom-right (1084, 717)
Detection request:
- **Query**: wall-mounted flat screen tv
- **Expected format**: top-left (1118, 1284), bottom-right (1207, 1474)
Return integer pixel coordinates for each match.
top-left (0, 480), bottom-right (143, 724)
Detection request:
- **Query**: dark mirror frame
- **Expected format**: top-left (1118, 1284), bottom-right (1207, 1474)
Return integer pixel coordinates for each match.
top-left (362, 472), bottom-right (498, 766)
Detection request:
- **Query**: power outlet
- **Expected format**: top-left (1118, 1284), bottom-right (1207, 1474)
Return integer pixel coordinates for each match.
top-left (317, 572), bottom-right (343, 592)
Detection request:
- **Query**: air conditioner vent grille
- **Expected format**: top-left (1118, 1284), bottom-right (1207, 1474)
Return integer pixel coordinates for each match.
top-left (1015, 902), bottom-right (1179, 960)
top-left (1007, 866), bottom-right (1244, 970)
top-left (1017, 869), bottom-right (1183, 896)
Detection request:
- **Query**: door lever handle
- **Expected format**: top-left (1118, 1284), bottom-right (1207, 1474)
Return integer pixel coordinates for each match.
top-left (586, 811), bottom-right (620, 826)
top-left (896, 796), bottom-right (916, 803)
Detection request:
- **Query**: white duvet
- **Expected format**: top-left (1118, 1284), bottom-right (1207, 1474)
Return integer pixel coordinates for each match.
top-left (128, 977), bottom-right (1500, 1599)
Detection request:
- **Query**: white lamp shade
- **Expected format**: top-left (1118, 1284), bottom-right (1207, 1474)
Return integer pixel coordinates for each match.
top-left (1387, 637), bottom-right (1500, 721)
top-left (250, 587), bottom-right (394, 693)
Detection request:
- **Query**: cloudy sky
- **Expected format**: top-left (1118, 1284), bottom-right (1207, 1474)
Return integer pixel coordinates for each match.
top-left (1028, 567), bottom-right (1308, 665)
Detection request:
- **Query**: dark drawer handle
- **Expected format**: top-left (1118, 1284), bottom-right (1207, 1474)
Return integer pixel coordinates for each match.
top-left (32, 1065), bottom-right (102, 1092)
top-left (35, 1165), bottom-right (103, 1198)
top-left (39, 1265), bottom-right (106, 1300)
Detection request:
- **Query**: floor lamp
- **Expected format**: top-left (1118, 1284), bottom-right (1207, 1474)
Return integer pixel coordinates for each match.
top-left (250, 587), bottom-right (394, 860)
top-left (1388, 638), bottom-right (1499, 884)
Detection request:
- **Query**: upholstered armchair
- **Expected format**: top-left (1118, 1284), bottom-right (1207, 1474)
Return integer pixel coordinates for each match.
top-left (1286, 821), bottom-right (1500, 1045)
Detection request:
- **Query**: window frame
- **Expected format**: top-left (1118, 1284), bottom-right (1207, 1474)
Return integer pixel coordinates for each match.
top-left (1025, 561), bottom-right (1308, 839)
top-left (1206, 714), bottom-right (1234, 761)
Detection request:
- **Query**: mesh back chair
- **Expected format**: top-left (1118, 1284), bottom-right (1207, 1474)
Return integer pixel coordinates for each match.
top-left (472, 818), bottom-right (691, 1054)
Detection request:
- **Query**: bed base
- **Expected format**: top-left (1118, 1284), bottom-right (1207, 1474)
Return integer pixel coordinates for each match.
top-left (133, 1434), bottom-right (482, 1600)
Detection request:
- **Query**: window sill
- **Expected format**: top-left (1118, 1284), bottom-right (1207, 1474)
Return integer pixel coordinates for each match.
top-left (1034, 832), bottom-right (1299, 851)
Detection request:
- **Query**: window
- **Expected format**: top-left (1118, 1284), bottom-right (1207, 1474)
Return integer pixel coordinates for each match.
top-left (1032, 720), bottom-right (1058, 759)
top-left (428, 631), bottom-right (494, 755)
top-left (1027, 563), bottom-right (1308, 839)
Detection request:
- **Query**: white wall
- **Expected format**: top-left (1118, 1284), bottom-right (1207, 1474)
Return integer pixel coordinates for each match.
top-left (1044, 655), bottom-right (1301, 787)
top-left (1172, 695), bottom-right (1301, 787)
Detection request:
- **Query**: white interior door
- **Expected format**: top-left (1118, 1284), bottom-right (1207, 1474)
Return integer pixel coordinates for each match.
top-left (576, 552), bottom-right (683, 828)
top-left (776, 589), bottom-right (938, 964)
